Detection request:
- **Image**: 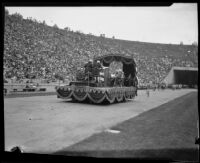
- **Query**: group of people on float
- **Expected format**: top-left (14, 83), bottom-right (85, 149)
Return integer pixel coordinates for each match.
top-left (76, 59), bottom-right (104, 83)
top-left (76, 59), bottom-right (138, 88)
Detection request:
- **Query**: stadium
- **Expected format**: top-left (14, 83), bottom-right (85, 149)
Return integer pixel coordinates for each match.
top-left (3, 6), bottom-right (199, 162)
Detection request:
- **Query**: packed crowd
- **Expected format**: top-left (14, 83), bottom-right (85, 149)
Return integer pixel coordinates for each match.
top-left (4, 11), bottom-right (198, 85)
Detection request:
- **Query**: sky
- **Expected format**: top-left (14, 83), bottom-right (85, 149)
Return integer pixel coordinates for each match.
top-left (6, 3), bottom-right (198, 45)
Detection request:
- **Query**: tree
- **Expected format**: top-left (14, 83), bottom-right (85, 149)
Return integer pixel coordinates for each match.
top-left (42, 20), bottom-right (46, 25)
top-left (13, 12), bottom-right (23, 20)
top-left (64, 27), bottom-right (70, 31)
top-left (53, 24), bottom-right (58, 29)
top-left (76, 30), bottom-right (82, 34)
top-left (192, 41), bottom-right (198, 46)
top-left (5, 9), bottom-right (9, 15)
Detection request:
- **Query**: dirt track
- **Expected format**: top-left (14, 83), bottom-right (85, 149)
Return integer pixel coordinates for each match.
top-left (4, 89), bottom-right (197, 153)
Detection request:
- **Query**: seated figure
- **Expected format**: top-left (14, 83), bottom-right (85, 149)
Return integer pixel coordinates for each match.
top-left (76, 67), bottom-right (85, 81)
top-left (113, 70), bottom-right (124, 87)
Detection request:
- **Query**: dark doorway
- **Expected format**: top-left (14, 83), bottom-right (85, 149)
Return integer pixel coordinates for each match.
top-left (174, 70), bottom-right (198, 87)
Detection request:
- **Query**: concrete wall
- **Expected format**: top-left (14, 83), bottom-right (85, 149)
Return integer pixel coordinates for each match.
top-left (4, 83), bottom-right (60, 93)
top-left (163, 68), bottom-right (175, 85)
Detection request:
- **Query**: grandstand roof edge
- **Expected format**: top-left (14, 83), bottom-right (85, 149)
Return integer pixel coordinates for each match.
top-left (172, 66), bottom-right (198, 71)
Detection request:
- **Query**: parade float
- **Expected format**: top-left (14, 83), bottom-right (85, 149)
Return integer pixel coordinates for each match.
top-left (55, 54), bottom-right (138, 104)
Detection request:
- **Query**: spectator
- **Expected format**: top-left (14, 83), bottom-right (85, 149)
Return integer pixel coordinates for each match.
top-left (4, 11), bottom-right (198, 85)
top-left (146, 87), bottom-right (150, 97)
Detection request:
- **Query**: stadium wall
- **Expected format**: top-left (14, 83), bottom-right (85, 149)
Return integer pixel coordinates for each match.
top-left (163, 68), bottom-right (175, 85)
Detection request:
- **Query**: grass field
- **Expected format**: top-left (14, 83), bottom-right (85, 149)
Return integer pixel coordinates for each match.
top-left (54, 92), bottom-right (199, 161)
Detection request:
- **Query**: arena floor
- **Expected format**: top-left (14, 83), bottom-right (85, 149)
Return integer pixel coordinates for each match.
top-left (4, 89), bottom-right (198, 154)
top-left (55, 91), bottom-right (198, 161)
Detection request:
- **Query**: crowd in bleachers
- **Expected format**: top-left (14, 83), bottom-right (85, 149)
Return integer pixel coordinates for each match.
top-left (4, 11), bottom-right (198, 85)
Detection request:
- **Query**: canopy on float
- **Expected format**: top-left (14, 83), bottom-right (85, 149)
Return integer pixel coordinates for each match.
top-left (94, 54), bottom-right (137, 78)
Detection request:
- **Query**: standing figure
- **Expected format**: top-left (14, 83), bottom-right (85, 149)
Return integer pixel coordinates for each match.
top-left (84, 59), bottom-right (93, 81)
top-left (146, 86), bottom-right (150, 97)
top-left (93, 60), bottom-right (102, 83)
top-left (128, 74), bottom-right (134, 86)
top-left (134, 75), bottom-right (138, 96)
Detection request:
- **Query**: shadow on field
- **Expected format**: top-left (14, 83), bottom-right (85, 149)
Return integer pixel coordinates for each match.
top-left (53, 147), bottom-right (198, 161)
top-left (54, 92), bottom-right (199, 162)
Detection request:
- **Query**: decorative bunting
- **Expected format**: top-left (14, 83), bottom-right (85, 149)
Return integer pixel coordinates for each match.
top-left (56, 86), bottom-right (136, 104)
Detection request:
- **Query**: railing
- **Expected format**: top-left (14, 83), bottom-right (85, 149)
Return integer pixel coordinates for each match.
top-left (4, 83), bottom-right (57, 93)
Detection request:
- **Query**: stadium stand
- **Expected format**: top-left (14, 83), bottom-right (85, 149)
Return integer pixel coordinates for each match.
top-left (4, 10), bottom-right (198, 86)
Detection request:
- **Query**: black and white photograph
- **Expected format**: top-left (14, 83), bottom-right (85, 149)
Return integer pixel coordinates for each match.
top-left (3, 3), bottom-right (199, 162)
